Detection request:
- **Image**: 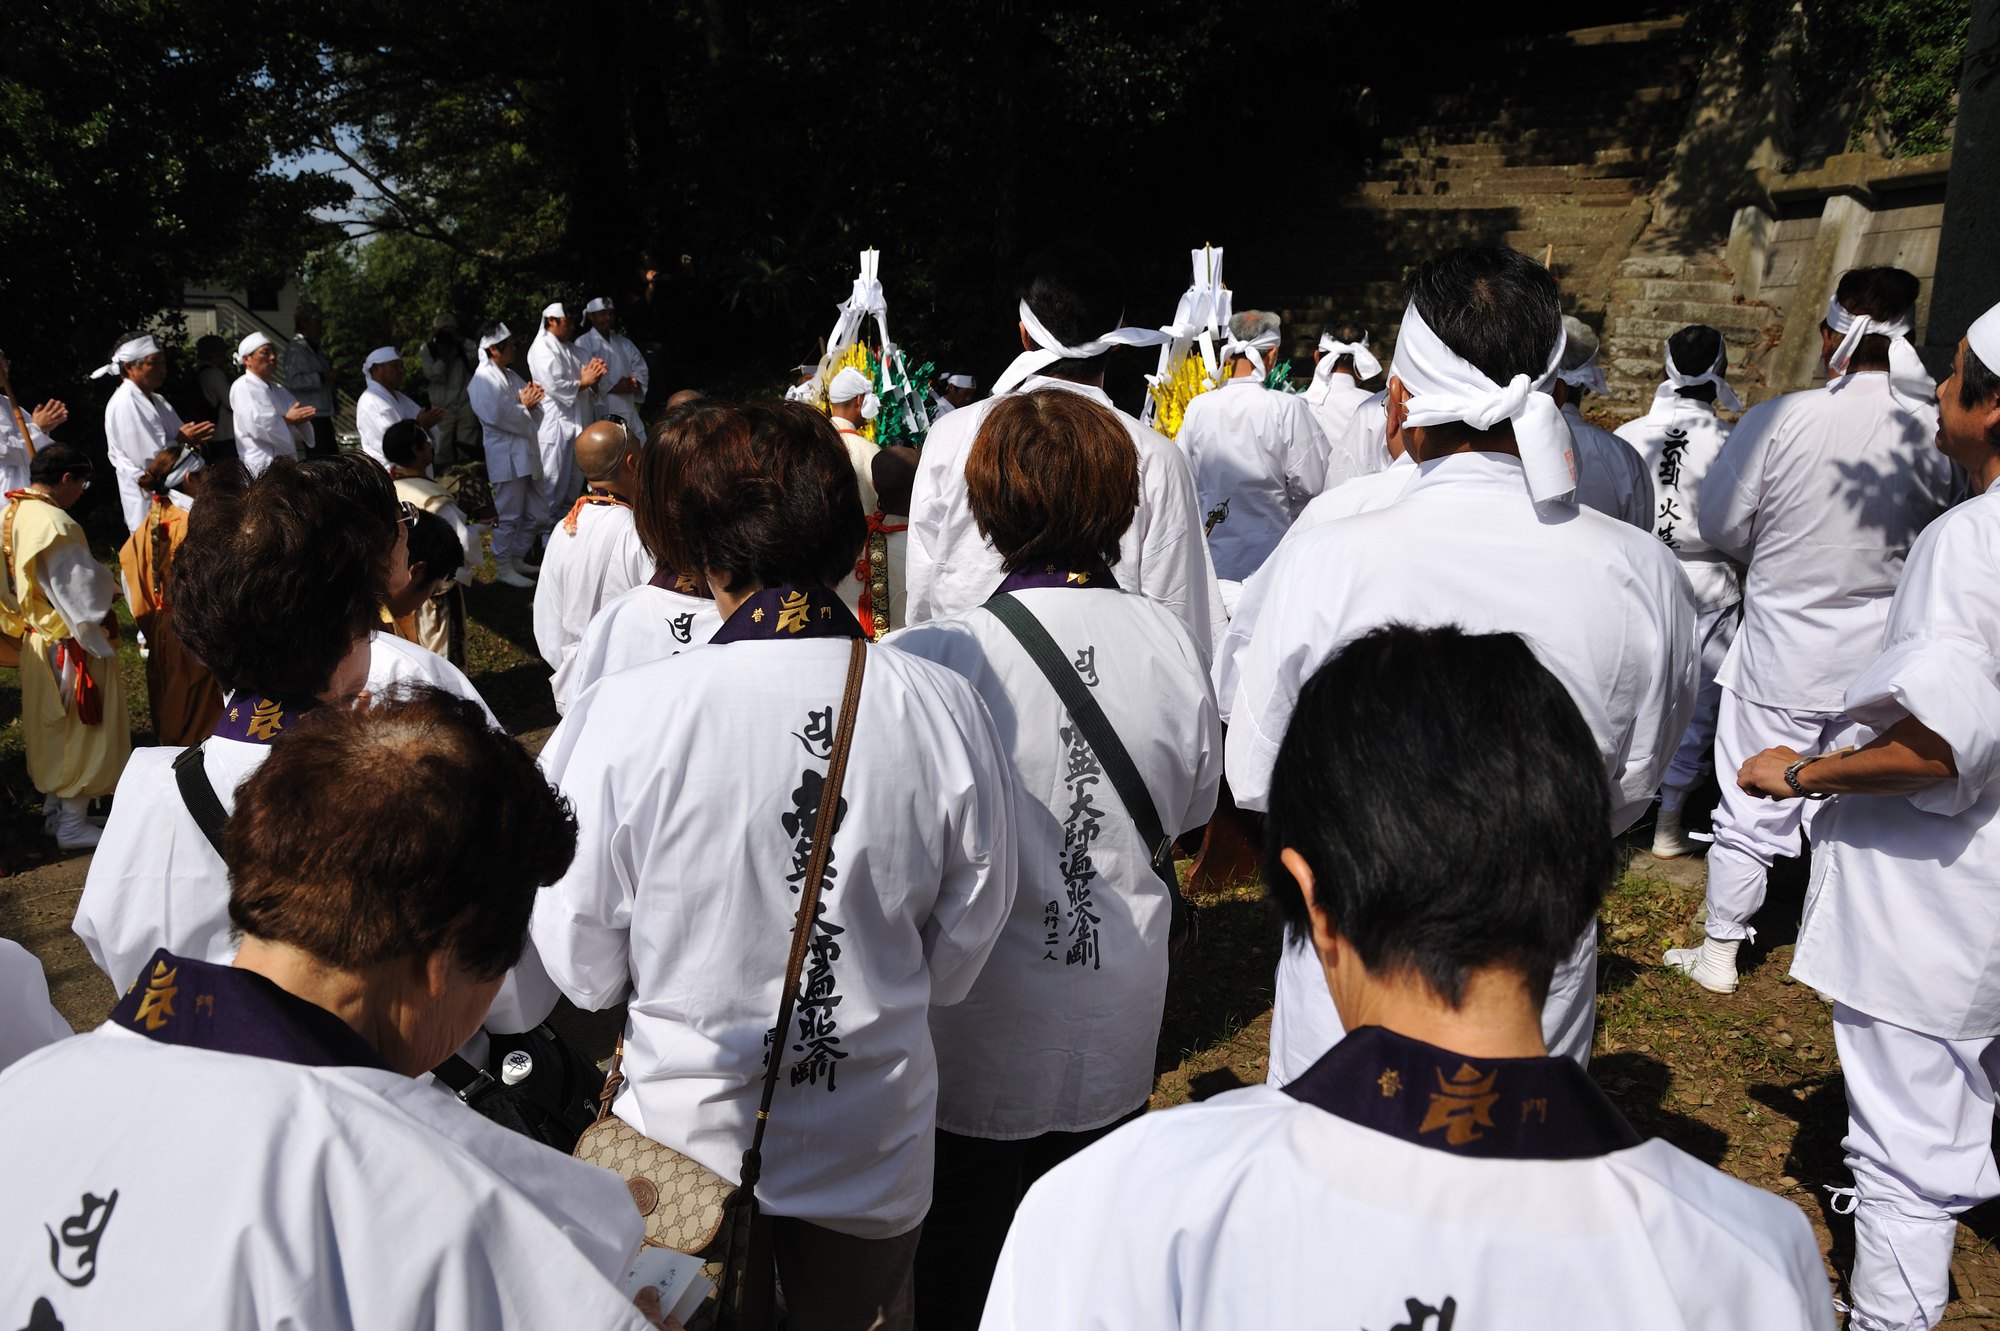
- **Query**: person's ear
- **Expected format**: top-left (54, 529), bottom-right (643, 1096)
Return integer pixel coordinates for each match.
top-left (418, 949), bottom-right (453, 1000)
top-left (1018, 320), bottom-right (1033, 353)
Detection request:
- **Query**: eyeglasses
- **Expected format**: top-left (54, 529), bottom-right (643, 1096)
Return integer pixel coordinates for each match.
top-left (398, 500), bottom-right (418, 531)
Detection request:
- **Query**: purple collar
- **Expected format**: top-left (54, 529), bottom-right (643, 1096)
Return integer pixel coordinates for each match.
top-left (648, 565), bottom-right (710, 598)
top-left (213, 692), bottom-right (321, 745)
top-left (110, 949), bottom-right (391, 1071)
top-left (992, 560), bottom-right (1120, 596)
top-left (711, 583), bottom-right (863, 643)
top-left (1284, 1026), bottom-right (1640, 1160)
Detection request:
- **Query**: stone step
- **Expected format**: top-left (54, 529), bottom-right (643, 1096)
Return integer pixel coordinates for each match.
top-left (1608, 314), bottom-right (1776, 343)
top-left (1613, 300), bottom-right (1775, 330)
top-left (1637, 278), bottom-right (1737, 301)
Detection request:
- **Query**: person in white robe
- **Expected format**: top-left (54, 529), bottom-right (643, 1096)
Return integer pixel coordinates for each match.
top-left (930, 371), bottom-right (979, 421)
top-left (826, 365), bottom-right (920, 635)
top-left (981, 625), bottom-right (1833, 1331)
top-left (284, 308), bottom-right (338, 457)
top-left (887, 389), bottom-right (1221, 1328)
top-left (1174, 310), bottom-right (1338, 581)
top-left (527, 301), bottom-right (609, 540)
top-left (421, 313), bottom-right (480, 466)
top-left (1616, 324), bottom-right (1745, 856)
top-left (537, 420), bottom-right (653, 712)
top-left (532, 400), bottom-right (1016, 1331)
top-left (1548, 316), bottom-right (1655, 528)
top-left (1224, 247), bottom-right (1696, 1080)
top-left (228, 331), bottom-right (313, 477)
top-left (1667, 267), bottom-right (1953, 994)
top-left (905, 242), bottom-right (1223, 666)
top-left (0, 348), bottom-right (61, 496)
top-left (1759, 307), bottom-right (2000, 1331)
top-left (8, 689), bottom-right (657, 1331)
top-left (1301, 320), bottom-right (1380, 477)
top-left (469, 322), bottom-right (550, 588)
top-left (0, 937), bottom-right (70, 1072)
top-left (354, 345), bottom-right (444, 468)
top-left (1335, 385), bottom-right (1394, 479)
top-left (577, 296), bottom-right (651, 437)
top-left (95, 334), bottom-right (213, 533)
top-left (561, 399), bottom-right (726, 702)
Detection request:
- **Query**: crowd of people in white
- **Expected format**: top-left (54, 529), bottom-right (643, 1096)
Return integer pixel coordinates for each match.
top-left (0, 239), bottom-right (1993, 1331)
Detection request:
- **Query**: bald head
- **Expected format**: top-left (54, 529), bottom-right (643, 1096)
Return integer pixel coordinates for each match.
top-left (576, 420), bottom-right (637, 493)
top-left (665, 388), bottom-right (705, 409)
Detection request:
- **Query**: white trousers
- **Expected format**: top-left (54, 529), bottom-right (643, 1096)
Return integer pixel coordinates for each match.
top-left (1834, 1004), bottom-right (2000, 1330)
top-left (1704, 691), bottom-right (1862, 940)
top-left (1662, 601), bottom-right (1739, 798)
top-left (490, 476), bottom-right (551, 562)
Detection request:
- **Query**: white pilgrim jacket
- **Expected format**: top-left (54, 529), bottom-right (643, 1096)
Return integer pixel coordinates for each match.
top-left (1334, 387), bottom-right (1393, 479)
top-left (563, 578), bottom-right (724, 706)
top-left (1616, 392), bottom-right (1742, 612)
top-left (102, 379), bottom-right (187, 533)
top-left (1226, 452), bottom-right (1697, 1082)
top-left (1792, 487), bottom-right (2000, 1039)
top-left (904, 375), bottom-right (1225, 668)
top-left (527, 331), bottom-right (595, 487)
top-left (468, 359), bottom-right (542, 485)
top-left (533, 497), bottom-right (653, 713)
top-left (888, 584), bottom-right (1221, 1137)
top-left (0, 1024), bottom-right (650, 1330)
top-left (355, 379), bottom-right (434, 468)
top-left (531, 622), bottom-right (1017, 1238)
top-left (227, 371), bottom-right (309, 477)
top-left (74, 634), bottom-right (501, 999)
top-left (576, 326), bottom-right (650, 436)
top-left (979, 1036), bottom-right (1833, 1331)
top-left (1700, 372), bottom-right (1951, 713)
top-left (0, 395), bottom-right (52, 496)
top-left (1175, 377), bottom-right (1339, 581)
top-left (0, 937), bottom-right (69, 1072)
top-left (1302, 368), bottom-right (1375, 464)
top-left (1562, 400), bottom-right (1656, 530)
top-left (1213, 454), bottom-right (1416, 722)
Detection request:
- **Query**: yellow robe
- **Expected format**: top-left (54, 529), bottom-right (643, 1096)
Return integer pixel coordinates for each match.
top-left (118, 498), bottom-right (224, 746)
top-left (1, 494), bottom-right (131, 797)
top-left (393, 473), bottom-right (471, 666)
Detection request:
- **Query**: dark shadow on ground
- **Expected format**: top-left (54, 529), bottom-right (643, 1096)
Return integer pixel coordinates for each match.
top-left (1154, 893), bottom-right (1280, 1078)
top-left (1597, 1050), bottom-right (1732, 1165)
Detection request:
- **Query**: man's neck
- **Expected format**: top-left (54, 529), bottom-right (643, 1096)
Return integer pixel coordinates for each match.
top-left (1972, 453), bottom-right (2000, 496)
top-left (1229, 360), bottom-right (1261, 381)
top-left (25, 484), bottom-right (56, 500)
top-left (1338, 967), bottom-right (1548, 1060)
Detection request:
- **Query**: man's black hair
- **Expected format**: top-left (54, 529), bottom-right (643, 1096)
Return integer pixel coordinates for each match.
top-left (405, 507), bottom-right (464, 585)
top-left (1263, 624), bottom-right (1616, 1006)
top-left (381, 419), bottom-right (428, 469)
top-left (1321, 319), bottom-right (1372, 376)
top-left (1407, 247), bottom-right (1563, 388)
top-left (29, 443), bottom-right (93, 487)
top-left (1831, 267), bottom-right (1921, 368)
top-left (1667, 324), bottom-right (1725, 379)
top-left (1960, 341), bottom-right (2000, 428)
top-left (1015, 242), bottom-right (1127, 383)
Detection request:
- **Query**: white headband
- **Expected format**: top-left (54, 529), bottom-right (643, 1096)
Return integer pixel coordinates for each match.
top-left (1221, 329), bottom-right (1282, 380)
top-left (1968, 303), bottom-right (2000, 375)
top-left (828, 366), bottom-right (873, 403)
top-left (364, 346), bottom-right (403, 372)
top-left (1555, 354), bottom-right (1607, 398)
top-left (1391, 298), bottom-right (1575, 505)
top-left (479, 323), bottom-right (513, 352)
top-left (91, 335), bottom-right (161, 379)
top-left (993, 300), bottom-right (1172, 397)
top-left (945, 373), bottom-right (975, 390)
top-left (1314, 332), bottom-right (1382, 382)
top-left (233, 331), bottom-right (275, 367)
top-left (583, 297), bottom-right (613, 315)
top-left (1825, 294), bottom-right (1934, 403)
top-left (1657, 338), bottom-right (1742, 413)
top-left (541, 302), bottom-right (568, 321)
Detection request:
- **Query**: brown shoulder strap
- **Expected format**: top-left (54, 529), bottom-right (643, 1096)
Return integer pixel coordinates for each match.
top-left (740, 637), bottom-right (867, 1187)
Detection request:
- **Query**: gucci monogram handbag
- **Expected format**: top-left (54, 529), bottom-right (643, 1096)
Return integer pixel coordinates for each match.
top-left (574, 637), bottom-right (868, 1320)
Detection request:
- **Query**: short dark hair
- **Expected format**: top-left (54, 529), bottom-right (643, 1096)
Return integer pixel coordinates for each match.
top-left (30, 443), bottom-right (93, 487)
top-left (1959, 340), bottom-right (2000, 428)
top-left (299, 451), bottom-right (400, 528)
top-left (648, 400), bottom-right (862, 594)
top-left (1667, 324), bottom-right (1725, 379)
top-left (1407, 248), bottom-right (1563, 390)
top-left (381, 419), bottom-right (429, 469)
top-left (173, 458), bottom-right (398, 699)
top-left (967, 389), bottom-right (1137, 573)
top-left (405, 507), bottom-right (464, 585)
top-left (1832, 267), bottom-right (1921, 366)
top-left (1016, 242), bottom-right (1127, 383)
top-left (226, 686), bottom-right (578, 980)
top-left (1322, 319), bottom-right (1371, 376)
top-left (1263, 625), bottom-right (1615, 1006)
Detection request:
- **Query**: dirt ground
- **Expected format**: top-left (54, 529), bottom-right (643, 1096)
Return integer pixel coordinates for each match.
top-left (7, 569), bottom-right (2000, 1323)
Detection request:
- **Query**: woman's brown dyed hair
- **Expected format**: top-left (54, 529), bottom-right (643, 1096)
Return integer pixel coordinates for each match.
top-left (965, 388), bottom-right (1138, 573)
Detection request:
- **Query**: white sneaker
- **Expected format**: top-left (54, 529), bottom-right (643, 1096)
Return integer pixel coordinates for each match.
top-left (494, 563), bottom-right (536, 589)
top-left (1652, 805), bottom-right (1696, 858)
top-left (53, 796), bottom-right (102, 852)
top-left (1664, 936), bottom-right (1740, 994)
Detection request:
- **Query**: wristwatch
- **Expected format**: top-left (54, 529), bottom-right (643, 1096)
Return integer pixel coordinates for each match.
top-left (1783, 753), bottom-right (1835, 800)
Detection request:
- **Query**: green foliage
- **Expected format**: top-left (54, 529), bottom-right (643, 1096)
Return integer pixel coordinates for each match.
top-left (1819, 0), bottom-right (1971, 155)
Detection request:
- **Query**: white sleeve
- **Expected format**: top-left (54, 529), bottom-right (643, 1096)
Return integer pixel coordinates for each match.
top-left (529, 710), bottom-right (640, 1010)
top-left (1609, 560), bottom-right (1700, 833)
top-left (918, 675), bottom-right (1019, 1007)
top-left (0, 938), bottom-right (71, 1073)
top-left (34, 539), bottom-right (118, 658)
top-left (1286, 404), bottom-right (1333, 514)
top-left (103, 390), bottom-right (161, 477)
top-left (1697, 402), bottom-right (1774, 562)
top-left (1221, 539), bottom-right (1325, 811)
top-left (904, 425), bottom-right (964, 625)
top-left (1134, 440), bottom-right (1224, 668)
top-left (529, 340), bottom-right (582, 412)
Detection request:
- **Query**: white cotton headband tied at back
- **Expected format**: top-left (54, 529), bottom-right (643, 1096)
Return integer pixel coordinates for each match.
top-left (1657, 339), bottom-right (1743, 413)
top-left (234, 331), bottom-right (275, 367)
top-left (1390, 298), bottom-right (1575, 504)
top-left (90, 334), bottom-right (162, 379)
top-left (1314, 332), bottom-right (1382, 384)
top-left (991, 300), bottom-right (1172, 397)
top-left (479, 323), bottom-right (513, 352)
top-left (583, 297), bottom-right (613, 315)
top-left (1221, 329), bottom-right (1282, 380)
top-left (1825, 294), bottom-right (1935, 404)
top-left (364, 346), bottom-right (403, 372)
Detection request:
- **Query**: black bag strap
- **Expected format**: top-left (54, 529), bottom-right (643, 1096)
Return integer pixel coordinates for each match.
top-left (432, 1053), bottom-right (495, 1104)
top-left (984, 593), bottom-right (1192, 933)
top-left (172, 744), bottom-right (230, 858)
